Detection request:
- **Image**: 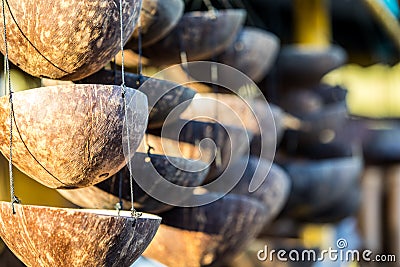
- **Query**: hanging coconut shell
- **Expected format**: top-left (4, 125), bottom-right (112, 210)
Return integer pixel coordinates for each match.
top-left (279, 155), bottom-right (363, 221)
top-left (276, 45), bottom-right (347, 88)
top-left (282, 101), bottom-right (348, 150)
top-left (148, 119), bottom-right (251, 183)
top-left (76, 69), bottom-right (196, 129)
top-left (0, 84), bottom-right (148, 189)
top-left (180, 93), bottom-right (261, 135)
top-left (58, 152), bottom-right (210, 213)
top-left (0, 201), bottom-right (161, 267)
top-left (227, 156), bottom-right (291, 219)
top-left (305, 182), bottom-right (361, 223)
top-left (215, 27), bottom-right (280, 82)
top-left (142, 9), bottom-right (246, 66)
top-left (137, 133), bottom-right (214, 162)
top-left (0, 0), bottom-right (141, 80)
top-left (143, 193), bottom-right (268, 267)
top-left (249, 102), bottom-right (286, 161)
top-left (127, 0), bottom-right (184, 48)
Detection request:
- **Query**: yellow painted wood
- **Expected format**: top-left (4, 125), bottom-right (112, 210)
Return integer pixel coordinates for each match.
top-left (294, 0), bottom-right (331, 48)
top-left (323, 63), bottom-right (400, 118)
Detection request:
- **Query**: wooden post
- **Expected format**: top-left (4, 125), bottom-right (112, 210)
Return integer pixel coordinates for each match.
top-left (386, 165), bottom-right (400, 261)
top-left (293, 0), bottom-right (331, 48)
top-left (359, 166), bottom-right (384, 254)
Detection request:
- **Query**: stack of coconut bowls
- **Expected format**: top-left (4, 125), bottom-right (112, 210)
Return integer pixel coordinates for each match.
top-left (0, 0), bottom-right (305, 266)
top-left (0, 0), bottom-right (166, 266)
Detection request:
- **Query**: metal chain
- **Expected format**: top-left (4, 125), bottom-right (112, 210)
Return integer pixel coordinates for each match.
top-left (119, 0), bottom-right (141, 218)
top-left (2, 0), bottom-right (18, 214)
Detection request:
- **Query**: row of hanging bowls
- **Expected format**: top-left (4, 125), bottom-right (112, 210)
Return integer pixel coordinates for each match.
top-left (127, 0), bottom-right (184, 48)
top-left (0, 0), bottom-right (291, 266)
top-left (141, 9), bottom-right (246, 66)
top-left (0, 0), bottom-right (167, 266)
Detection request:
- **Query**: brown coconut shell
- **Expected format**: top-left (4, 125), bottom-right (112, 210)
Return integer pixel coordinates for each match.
top-left (0, 0), bottom-right (142, 80)
top-left (143, 193), bottom-right (268, 267)
top-left (127, 0), bottom-right (184, 48)
top-left (148, 119), bottom-right (251, 183)
top-left (215, 27), bottom-right (280, 82)
top-left (58, 152), bottom-right (210, 213)
top-left (0, 201), bottom-right (161, 267)
top-left (142, 9), bottom-right (246, 66)
top-left (76, 69), bottom-right (196, 129)
top-left (0, 84), bottom-right (148, 189)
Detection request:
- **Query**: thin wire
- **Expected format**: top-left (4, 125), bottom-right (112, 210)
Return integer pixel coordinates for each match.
top-left (119, 0), bottom-right (141, 218)
top-left (2, 0), bottom-right (18, 214)
top-left (136, 18), bottom-right (143, 87)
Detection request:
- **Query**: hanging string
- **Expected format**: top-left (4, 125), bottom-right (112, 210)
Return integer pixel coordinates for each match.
top-left (119, 0), bottom-right (141, 218)
top-left (2, 0), bottom-right (18, 214)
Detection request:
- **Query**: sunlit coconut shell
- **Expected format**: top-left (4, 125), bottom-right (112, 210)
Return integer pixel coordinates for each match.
top-left (127, 0), bottom-right (184, 48)
top-left (143, 193), bottom-right (268, 267)
top-left (0, 0), bottom-right (141, 80)
top-left (0, 84), bottom-right (148, 189)
top-left (142, 9), bottom-right (246, 66)
top-left (58, 152), bottom-right (210, 213)
top-left (0, 201), bottom-right (161, 267)
top-left (216, 27), bottom-right (279, 82)
top-left (76, 69), bottom-right (196, 129)
top-left (280, 155), bottom-right (363, 221)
